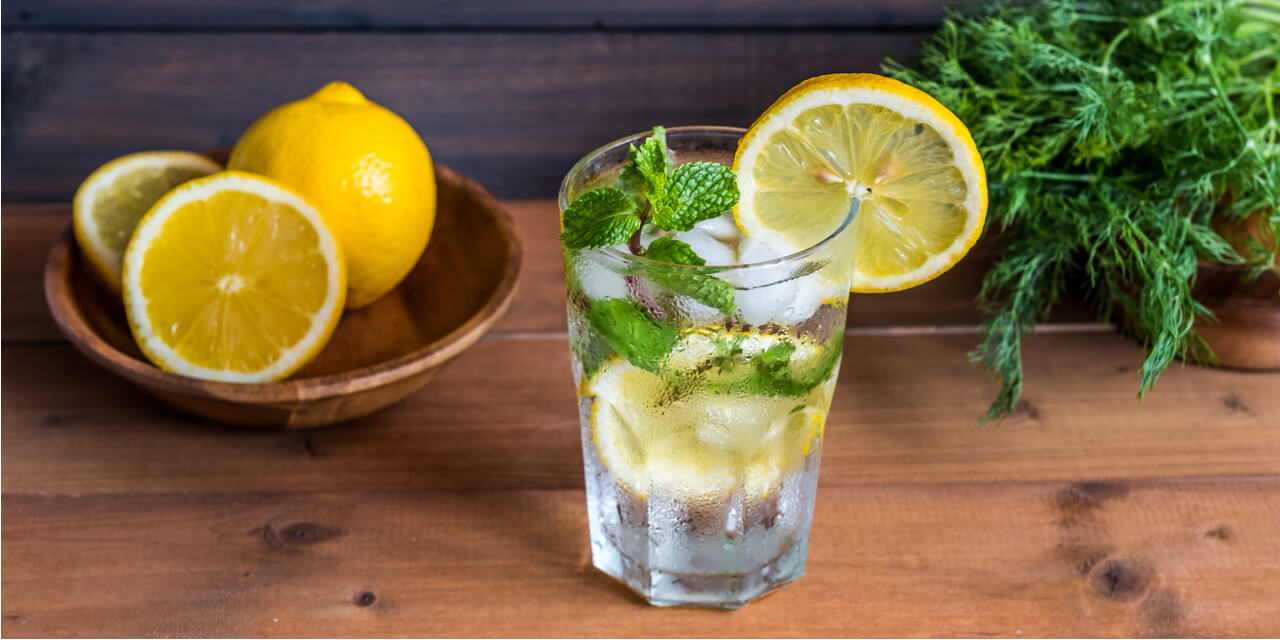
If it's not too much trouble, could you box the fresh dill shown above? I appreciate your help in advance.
[886,0,1280,422]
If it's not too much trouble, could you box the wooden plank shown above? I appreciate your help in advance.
[5,331,1278,496]
[3,480,1278,637]
[1,31,926,201]
[0,205,65,342]
[2,0,948,29]
[2,203,1084,342]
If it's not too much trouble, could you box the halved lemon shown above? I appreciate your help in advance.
[586,332,833,499]
[121,171,346,382]
[74,151,222,290]
[734,73,987,292]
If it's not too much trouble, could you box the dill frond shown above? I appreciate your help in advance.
[885,0,1280,421]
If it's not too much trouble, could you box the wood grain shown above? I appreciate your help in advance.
[2,0,948,29]
[4,481,1278,637]
[5,330,1277,496]
[1,31,925,201]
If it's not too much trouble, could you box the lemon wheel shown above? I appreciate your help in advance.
[121,171,347,382]
[734,73,987,292]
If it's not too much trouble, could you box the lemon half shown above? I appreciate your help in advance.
[122,171,346,382]
[734,73,987,292]
[73,151,221,290]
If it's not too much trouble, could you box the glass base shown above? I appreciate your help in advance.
[590,531,810,609]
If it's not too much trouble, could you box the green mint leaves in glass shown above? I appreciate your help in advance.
[560,126,856,608]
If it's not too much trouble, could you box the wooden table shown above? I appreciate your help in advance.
[4,200,1279,637]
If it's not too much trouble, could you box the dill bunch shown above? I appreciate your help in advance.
[885,0,1280,422]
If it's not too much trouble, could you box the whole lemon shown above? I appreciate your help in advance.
[229,81,435,308]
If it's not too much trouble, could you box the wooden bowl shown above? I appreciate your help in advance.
[45,165,522,428]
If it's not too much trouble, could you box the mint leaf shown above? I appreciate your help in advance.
[645,237,705,266]
[559,188,641,249]
[629,126,670,195]
[615,164,648,208]
[571,327,614,379]
[712,335,745,372]
[651,269,736,315]
[737,331,844,397]
[587,298,678,373]
[652,161,739,232]
[643,237,735,314]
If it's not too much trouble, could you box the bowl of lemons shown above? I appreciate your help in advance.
[45,82,522,428]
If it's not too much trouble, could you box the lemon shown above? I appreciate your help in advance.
[73,151,221,290]
[734,73,987,292]
[122,171,346,382]
[586,332,833,499]
[228,81,436,308]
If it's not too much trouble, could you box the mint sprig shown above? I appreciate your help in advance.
[563,126,743,373]
[560,126,740,256]
[629,126,671,195]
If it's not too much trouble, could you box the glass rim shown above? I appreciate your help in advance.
[558,125,857,274]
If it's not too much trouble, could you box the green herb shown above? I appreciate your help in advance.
[587,298,679,373]
[559,188,640,249]
[885,0,1280,421]
[737,330,845,398]
[559,126,740,257]
[570,326,615,379]
[644,237,737,314]
[712,335,746,373]
[651,161,740,232]
[563,126,742,372]
[645,236,706,266]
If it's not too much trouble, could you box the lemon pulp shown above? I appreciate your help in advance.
[123,172,346,382]
[73,152,221,288]
[586,332,835,499]
[734,73,987,293]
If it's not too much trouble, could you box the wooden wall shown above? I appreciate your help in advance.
[2,1,947,202]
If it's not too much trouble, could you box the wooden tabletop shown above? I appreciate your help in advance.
[3,200,1279,637]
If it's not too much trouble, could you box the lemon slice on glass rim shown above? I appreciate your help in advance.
[122,171,346,383]
[734,73,987,292]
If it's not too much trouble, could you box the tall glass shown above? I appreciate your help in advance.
[560,127,856,608]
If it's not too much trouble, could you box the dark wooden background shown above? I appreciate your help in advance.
[2,0,946,202]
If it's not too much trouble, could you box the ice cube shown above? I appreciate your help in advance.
[572,252,629,301]
[698,212,743,244]
[728,237,840,326]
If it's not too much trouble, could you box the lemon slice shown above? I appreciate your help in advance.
[74,151,222,290]
[734,73,987,292]
[586,332,833,499]
[122,171,346,382]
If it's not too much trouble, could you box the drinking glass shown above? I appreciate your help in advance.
[560,126,855,608]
